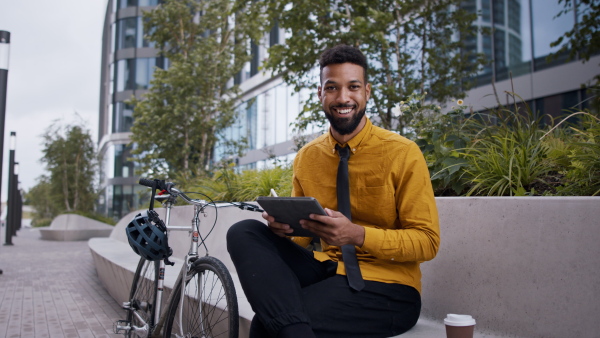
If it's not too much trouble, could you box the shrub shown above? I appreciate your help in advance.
[462,99,556,196]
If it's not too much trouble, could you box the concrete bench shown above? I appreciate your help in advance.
[89,197,600,337]
[39,213,113,241]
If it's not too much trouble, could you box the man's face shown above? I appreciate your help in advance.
[318,62,371,135]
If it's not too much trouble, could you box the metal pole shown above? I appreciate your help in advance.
[11,162,18,236]
[17,181,21,231]
[4,132,14,245]
[0,31,10,274]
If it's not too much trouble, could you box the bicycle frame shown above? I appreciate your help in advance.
[120,188,211,337]
[154,190,208,335]
[155,189,210,336]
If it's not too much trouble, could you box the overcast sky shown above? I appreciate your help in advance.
[0,0,107,201]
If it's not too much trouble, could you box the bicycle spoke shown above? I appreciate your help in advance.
[165,257,238,338]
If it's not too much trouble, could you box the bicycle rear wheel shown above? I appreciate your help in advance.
[127,258,159,337]
[164,256,239,338]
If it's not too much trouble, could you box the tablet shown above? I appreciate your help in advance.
[256,196,326,237]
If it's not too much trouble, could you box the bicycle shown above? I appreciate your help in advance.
[114,178,263,338]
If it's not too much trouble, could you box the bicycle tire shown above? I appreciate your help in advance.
[163,256,239,338]
[127,258,159,337]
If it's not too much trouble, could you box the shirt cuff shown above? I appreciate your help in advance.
[361,226,383,254]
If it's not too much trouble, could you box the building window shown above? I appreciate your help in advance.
[531,0,573,70]
[117,0,137,9]
[113,102,134,133]
[250,41,260,77]
[114,144,135,178]
[116,58,136,91]
[137,17,155,48]
[116,17,137,50]
[135,58,157,89]
[138,0,159,6]
[270,21,280,47]
[493,0,506,26]
[481,0,491,23]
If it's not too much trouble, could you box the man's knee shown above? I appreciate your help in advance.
[226,219,267,248]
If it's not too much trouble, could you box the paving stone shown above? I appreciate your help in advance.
[0,228,122,337]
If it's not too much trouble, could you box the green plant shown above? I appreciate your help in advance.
[463,98,555,196]
[31,218,52,228]
[67,210,117,226]
[411,97,471,195]
[550,112,600,196]
[183,165,294,202]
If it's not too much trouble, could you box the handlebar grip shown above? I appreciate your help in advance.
[139,178,155,188]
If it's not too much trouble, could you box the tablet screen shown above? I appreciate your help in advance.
[256,196,326,237]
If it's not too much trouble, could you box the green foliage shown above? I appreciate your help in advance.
[130,0,263,177]
[413,98,471,195]
[179,165,293,202]
[26,120,98,225]
[66,210,117,226]
[254,0,484,135]
[31,218,52,228]
[25,176,61,225]
[461,98,557,196]
[553,112,600,196]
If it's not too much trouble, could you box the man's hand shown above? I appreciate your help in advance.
[262,211,294,237]
[300,208,365,247]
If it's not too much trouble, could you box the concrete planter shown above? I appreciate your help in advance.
[90,197,600,337]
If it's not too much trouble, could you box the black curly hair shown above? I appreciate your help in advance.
[319,45,368,83]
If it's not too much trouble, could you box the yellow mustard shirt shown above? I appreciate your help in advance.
[291,118,440,293]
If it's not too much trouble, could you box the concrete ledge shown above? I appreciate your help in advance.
[90,197,600,337]
[39,213,114,241]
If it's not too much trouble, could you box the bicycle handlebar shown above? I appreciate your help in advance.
[138,177,263,212]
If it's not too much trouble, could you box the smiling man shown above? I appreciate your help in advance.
[227,45,440,338]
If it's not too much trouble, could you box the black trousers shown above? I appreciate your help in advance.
[226,220,421,338]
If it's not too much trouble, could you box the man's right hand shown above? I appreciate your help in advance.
[262,211,294,237]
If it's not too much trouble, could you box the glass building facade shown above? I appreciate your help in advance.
[463,0,594,121]
[98,0,163,220]
[98,0,598,219]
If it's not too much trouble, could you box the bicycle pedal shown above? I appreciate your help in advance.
[121,301,132,310]
[114,320,131,334]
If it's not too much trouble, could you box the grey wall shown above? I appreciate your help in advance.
[421,197,600,337]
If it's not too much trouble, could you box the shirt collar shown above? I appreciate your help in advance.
[328,117,373,155]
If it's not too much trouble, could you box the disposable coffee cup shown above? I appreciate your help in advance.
[444,314,476,338]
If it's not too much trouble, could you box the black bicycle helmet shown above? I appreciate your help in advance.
[126,209,173,261]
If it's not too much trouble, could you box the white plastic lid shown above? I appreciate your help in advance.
[444,314,476,326]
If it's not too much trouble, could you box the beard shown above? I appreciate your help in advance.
[325,106,366,135]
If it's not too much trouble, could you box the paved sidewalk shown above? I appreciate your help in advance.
[0,227,124,338]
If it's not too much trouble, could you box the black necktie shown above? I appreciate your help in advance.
[336,144,365,291]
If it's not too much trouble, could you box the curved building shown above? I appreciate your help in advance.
[98,0,163,219]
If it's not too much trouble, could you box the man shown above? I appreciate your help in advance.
[227,45,440,338]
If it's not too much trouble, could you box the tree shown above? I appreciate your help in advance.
[24,176,60,226]
[551,0,599,63]
[130,0,262,178]
[28,121,97,222]
[254,0,483,134]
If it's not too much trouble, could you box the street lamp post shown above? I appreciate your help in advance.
[17,181,22,232]
[10,161,19,237]
[4,132,15,245]
[0,31,10,274]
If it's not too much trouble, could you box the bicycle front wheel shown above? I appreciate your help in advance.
[127,258,159,337]
[164,256,239,338]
